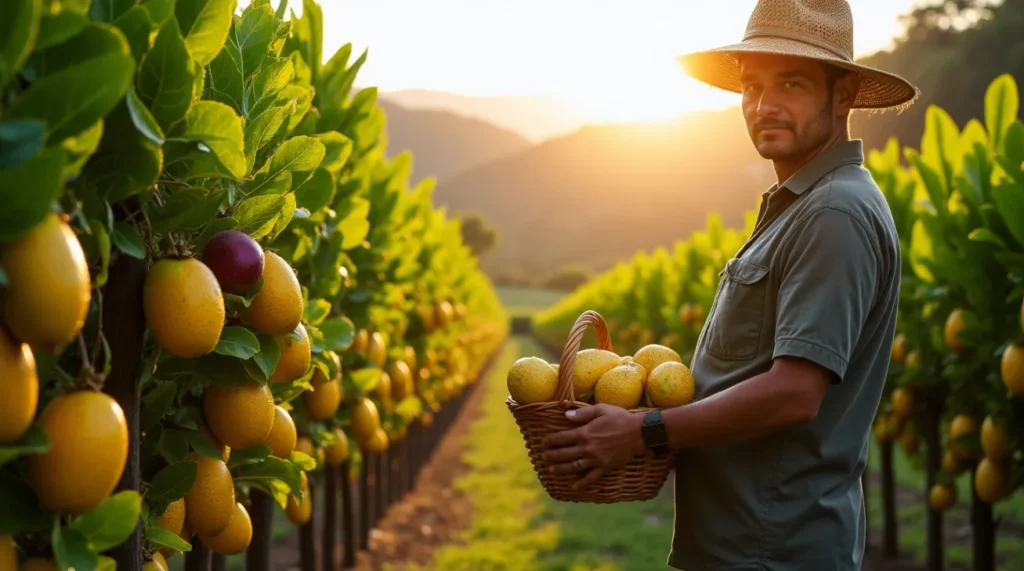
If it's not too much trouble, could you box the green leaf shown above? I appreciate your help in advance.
[111,221,146,259]
[252,333,282,380]
[68,491,141,552]
[141,380,177,431]
[396,396,423,421]
[125,88,165,145]
[289,451,316,472]
[244,102,292,170]
[0,119,45,170]
[303,298,331,326]
[244,57,294,118]
[137,18,195,132]
[149,461,198,502]
[0,146,65,243]
[280,83,313,133]
[318,317,354,352]
[169,100,246,178]
[233,456,302,495]
[227,444,271,469]
[993,182,1024,249]
[214,325,260,359]
[90,0,137,22]
[89,217,112,288]
[77,99,162,202]
[986,73,1019,154]
[35,12,89,52]
[158,429,189,463]
[0,423,50,467]
[0,0,41,89]
[245,136,325,196]
[315,132,352,173]
[233,194,287,239]
[146,187,224,234]
[142,0,175,29]
[7,50,134,144]
[351,368,380,393]
[175,0,236,67]
[294,168,334,214]
[60,119,103,178]
[113,6,153,65]
[53,525,98,571]
[0,472,50,535]
[337,196,371,250]
[146,526,192,553]
[231,3,275,81]
[268,193,297,241]
[176,428,226,459]
[97,556,118,571]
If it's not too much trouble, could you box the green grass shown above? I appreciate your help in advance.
[416,337,675,571]
[497,287,565,319]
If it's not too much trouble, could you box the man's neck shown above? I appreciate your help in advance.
[772,131,849,186]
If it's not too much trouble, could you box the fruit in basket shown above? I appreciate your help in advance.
[594,360,647,408]
[571,349,620,402]
[645,362,695,408]
[507,356,559,404]
[633,344,683,376]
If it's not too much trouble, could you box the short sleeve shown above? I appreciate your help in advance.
[773,207,879,383]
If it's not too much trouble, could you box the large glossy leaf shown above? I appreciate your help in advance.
[68,491,141,552]
[7,48,133,144]
[175,0,236,66]
[0,0,41,88]
[337,196,370,250]
[992,181,1024,249]
[244,101,292,170]
[234,194,288,239]
[0,146,65,242]
[137,18,195,132]
[315,132,352,173]
[35,12,89,51]
[245,57,293,118]
[0,119,44,170]
[90,0,138,22]
[920,104,961,192]
[986,73,1019,154]
[112,5,152,65]
[294,168,334,214]
[168,100,246,178]
[78,98,162,202]
[244,135,324,195]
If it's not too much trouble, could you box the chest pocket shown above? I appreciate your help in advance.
[704,257,771,361]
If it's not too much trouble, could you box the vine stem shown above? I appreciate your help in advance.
[91,289,104,369]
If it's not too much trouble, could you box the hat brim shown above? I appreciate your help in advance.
[677,37,920,111]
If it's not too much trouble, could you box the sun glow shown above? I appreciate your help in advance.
[260,0,925,124]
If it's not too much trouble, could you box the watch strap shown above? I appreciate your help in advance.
[642,410,669,456]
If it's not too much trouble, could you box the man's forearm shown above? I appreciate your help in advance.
[660,365,822,450]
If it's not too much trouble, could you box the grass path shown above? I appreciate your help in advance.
[416,337,676,571]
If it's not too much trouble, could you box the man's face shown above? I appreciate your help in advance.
[738,53,839,162]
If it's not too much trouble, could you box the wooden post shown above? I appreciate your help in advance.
[246,490,275,571]
[971,473,996,571]
[359,455,371,550]
[185,537,212,571]
[924,404,943,571]
[300,472,319,571]
[101,255,148,571]
[341,460,356,568]
[322,465,338,571]
[211,554,227,571]
[881,441,898,558]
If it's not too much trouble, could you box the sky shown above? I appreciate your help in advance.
[274,0,931,123]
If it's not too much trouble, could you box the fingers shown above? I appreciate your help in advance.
[573,466,605,490]
[549,456,595,475]
[565,404,604,423]
[542,425,585,448]
[539,444,584,464]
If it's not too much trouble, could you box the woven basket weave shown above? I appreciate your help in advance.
[506,310,678,503]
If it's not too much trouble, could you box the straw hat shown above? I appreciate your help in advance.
[677,0,920,110]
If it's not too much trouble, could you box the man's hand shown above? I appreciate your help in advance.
[539,404,648,491]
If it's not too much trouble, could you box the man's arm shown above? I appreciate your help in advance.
[661,355,830,449]
[662,205,880,450]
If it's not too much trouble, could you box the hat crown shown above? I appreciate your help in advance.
[744,0,854,61]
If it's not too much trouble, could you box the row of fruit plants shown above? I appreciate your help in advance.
[533,74,1024,568]
[0,0,507,569]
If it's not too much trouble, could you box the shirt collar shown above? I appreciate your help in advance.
[772,139,865,196]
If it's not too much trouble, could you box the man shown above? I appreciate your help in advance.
[539,1,920,569]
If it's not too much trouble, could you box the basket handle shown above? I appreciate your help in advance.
[555,310,614,403]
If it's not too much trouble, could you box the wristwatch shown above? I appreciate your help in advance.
[641,410,669,457]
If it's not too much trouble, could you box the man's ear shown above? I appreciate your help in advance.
[834,72,860,115]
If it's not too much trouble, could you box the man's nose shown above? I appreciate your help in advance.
[755,88,783,116]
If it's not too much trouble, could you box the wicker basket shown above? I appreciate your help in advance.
[506,310,678,503]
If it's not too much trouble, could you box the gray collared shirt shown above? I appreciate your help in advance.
[669,140,902,571]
